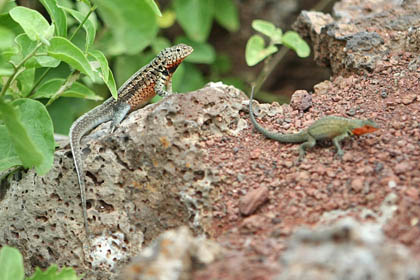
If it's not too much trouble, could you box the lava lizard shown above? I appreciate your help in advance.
[70,44,193,238]
[249,86,378,160]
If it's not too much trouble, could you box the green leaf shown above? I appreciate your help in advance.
[93,0,158,55]
[245,35,278,66]
[48,36,95,79]
[252,19,282,44]
[213,0,239,32]
[157,10,176,29]
[88,50,117,99]
[282,31,310,58]
[88,49,109,83]
[174,0,213,43]
[0,26,14,50]
[0,246,24,280]
[17,68,35,96]
[0,125,21,170]
[145,0,162,17]
[40,0,67,37]
[9,6,53,42]
[0,1,17,14]
[0,100,43,172]
[33,78,103,101]
[61,7,95,50]
[175,36,215,64]
[104,68,117,99]
[27,265,81,280]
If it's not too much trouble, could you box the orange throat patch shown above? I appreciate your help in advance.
[352,125,378,136]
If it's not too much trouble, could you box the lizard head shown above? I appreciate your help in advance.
[351,119,379,136]
[157,44,194,71]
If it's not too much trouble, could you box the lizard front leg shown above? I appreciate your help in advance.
[332,132,349,158]
[155,72,172,97]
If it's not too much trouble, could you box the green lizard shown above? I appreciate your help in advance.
[248,86,378,160]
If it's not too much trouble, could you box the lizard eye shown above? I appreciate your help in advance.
[176,48,181,52]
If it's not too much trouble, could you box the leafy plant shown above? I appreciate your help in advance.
[0,246,81,280]
[245,19,311,93]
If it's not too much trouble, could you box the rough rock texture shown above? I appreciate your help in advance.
[0,83,246,279]
[275,218,420,280]
[122,226,222,280]
[1,0,420,279]
[293,0,420,74]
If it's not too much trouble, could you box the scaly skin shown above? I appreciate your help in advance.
[70,44,193,240]
[249,86,378,160]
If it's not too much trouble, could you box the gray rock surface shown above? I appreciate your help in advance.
[122,226,222,280]
[276,218,420,280]
[0,83,247,279]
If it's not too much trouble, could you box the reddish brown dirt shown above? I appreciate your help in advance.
[197,51,420,279]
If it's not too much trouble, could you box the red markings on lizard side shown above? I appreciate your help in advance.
[352,125,378,136]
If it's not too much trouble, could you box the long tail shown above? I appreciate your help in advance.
[249,86,305,143]
[69,98,114,238]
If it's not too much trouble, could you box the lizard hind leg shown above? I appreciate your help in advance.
[298,136,316,162]
[110,102,131,132]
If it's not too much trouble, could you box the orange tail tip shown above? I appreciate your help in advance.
[352,125,378,136]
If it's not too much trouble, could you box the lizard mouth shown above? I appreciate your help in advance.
[352,125,378,136]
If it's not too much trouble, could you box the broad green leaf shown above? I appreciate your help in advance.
[157,10,176,28]
[93,0,158,55]
[252,20,276,37]
[27,265,81,280]
[88,49,109,82]
[282,31,310,58]
[174,0,213,43]
[145,0,162,17]
[12,99,55,174]
[88,50,117,98]
[9,6,53,41]
[0,26,14,50]
[48,36,95,79]
[245,35,278,66]
[151,37,171,54]
[252,19,282,44]
[213,0,239,32]
[0,99,43,172]
[0,246,24,280]
[33,78,103,101]
[61,7,95,50]
[0,1,17,14]
[40,0,67,37]
[16,68,35,96]
[175,36,215,64]
[0,13,23,35]
[0,125,21,170]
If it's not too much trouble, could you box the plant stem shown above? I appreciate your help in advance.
[69,4,96,41]
[252,46,289,93]
[0,42,43,98]
[46,70,80,106]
